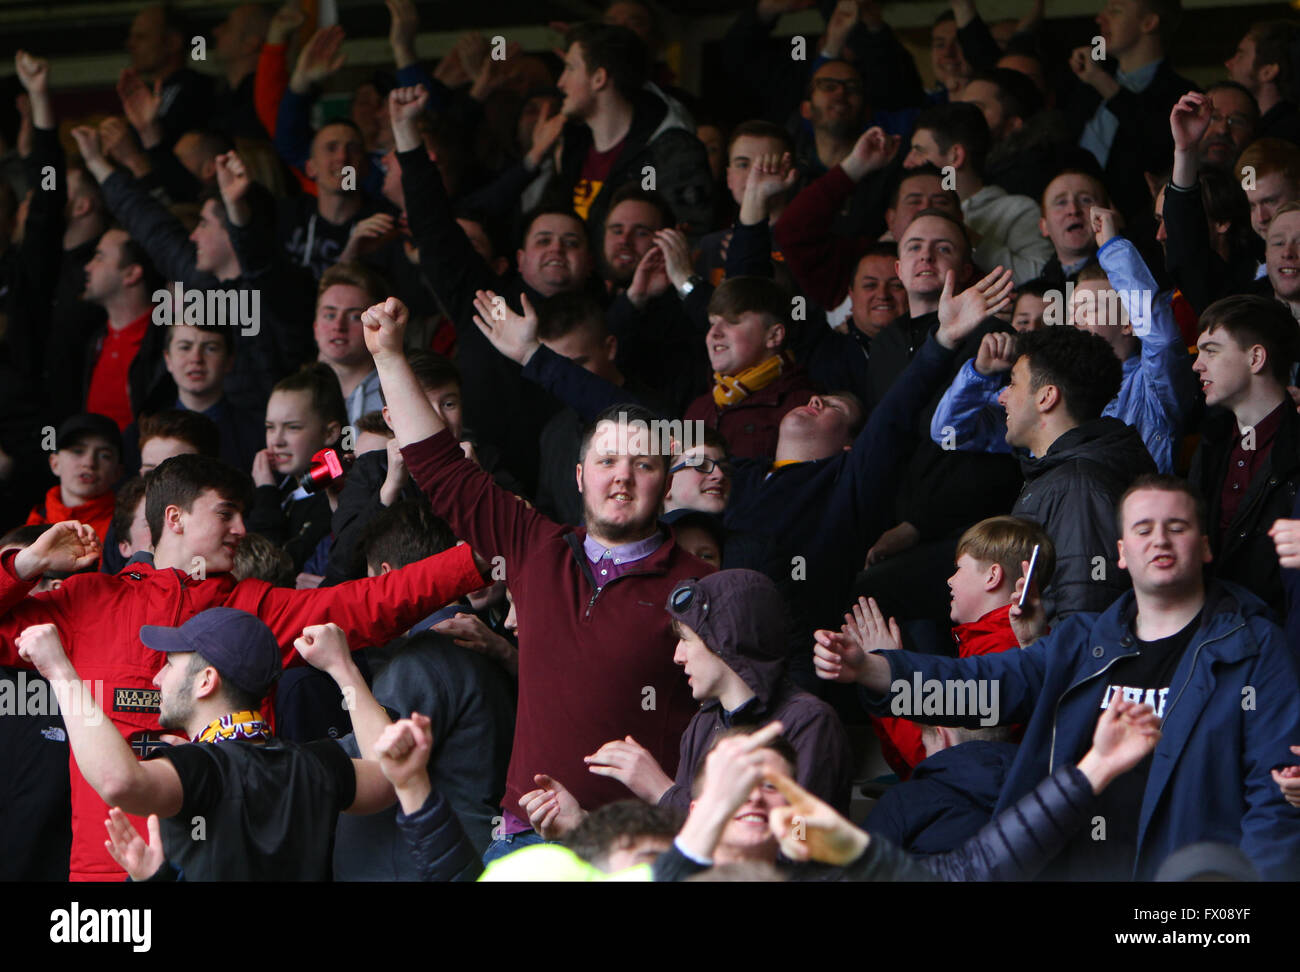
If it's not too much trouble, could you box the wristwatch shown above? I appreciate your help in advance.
[677,274,704,299]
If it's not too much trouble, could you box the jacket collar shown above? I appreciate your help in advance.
[1053,582,1263,856]
[563,527,678,588]
[953,604,1014,651]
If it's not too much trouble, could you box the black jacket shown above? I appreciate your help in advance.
[1188,401,1300,619]
[553,86,714,241]
[324,440,525,586]
[1257,100,1300,147]
[1064,60,1197,254]
[1013,417,1157,618]
[398,146,563,493]
[336,635,514,876]
[1161,180,1261,315]
[869,312,1023,542]
[246,482,333,575]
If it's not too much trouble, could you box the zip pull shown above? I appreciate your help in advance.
[586,587,602,618]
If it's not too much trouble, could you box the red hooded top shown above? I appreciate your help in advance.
[872,604,1020,779]
[0,542,484,881]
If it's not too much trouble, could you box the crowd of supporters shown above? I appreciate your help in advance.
[2,0,1300,883]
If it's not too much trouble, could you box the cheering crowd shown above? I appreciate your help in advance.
[1,0,1300,883]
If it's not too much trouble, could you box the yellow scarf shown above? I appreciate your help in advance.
[712,351,792,408]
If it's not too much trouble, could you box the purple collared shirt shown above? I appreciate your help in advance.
[582,531,666,584]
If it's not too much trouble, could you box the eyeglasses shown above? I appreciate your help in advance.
[669,456,732,477]
[812,78,864,96]
[669,580,709,619]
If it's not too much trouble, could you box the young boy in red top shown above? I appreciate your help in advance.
[864,515,1056,778]
[26,414,124,549]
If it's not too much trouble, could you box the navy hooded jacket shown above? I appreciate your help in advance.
[861,581,1300,879]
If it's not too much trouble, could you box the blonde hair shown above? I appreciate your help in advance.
[956,516,1056,589]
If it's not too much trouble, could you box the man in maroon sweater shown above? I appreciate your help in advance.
[362,294,712,864]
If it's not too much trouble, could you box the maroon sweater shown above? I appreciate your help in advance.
[772,164,866,312]
[402,430,711,817]
[684,367,817,459]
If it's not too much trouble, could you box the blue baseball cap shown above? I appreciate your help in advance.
[140,607,283,699]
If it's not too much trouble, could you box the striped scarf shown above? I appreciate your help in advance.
[195,710,271,744]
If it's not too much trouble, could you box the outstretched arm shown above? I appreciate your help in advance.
[255,541,486,664]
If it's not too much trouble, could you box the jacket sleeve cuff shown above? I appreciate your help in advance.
[395,785,481,882]
[0,547,38,588]
[520,343,564,385]
[1096,236,1127,260]
[399,426,462,462]
[142,859,183,882]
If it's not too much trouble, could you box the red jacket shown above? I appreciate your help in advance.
[0,543,483,881]
[684,368,816,460]
[872,604,1020,778]
[402,430,712,820]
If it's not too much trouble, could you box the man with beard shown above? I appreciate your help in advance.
[1226,20,1300,147]
[363,293,711,864]
[797,60,869,176]
[1196,83,1259,170]
[599,185,672,294]
[1164,92,1267,313]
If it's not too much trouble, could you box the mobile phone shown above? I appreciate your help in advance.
[1018,544,1041,608]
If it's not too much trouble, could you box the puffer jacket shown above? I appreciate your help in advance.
[1012,416,1156,618]
[394,786,483,882]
